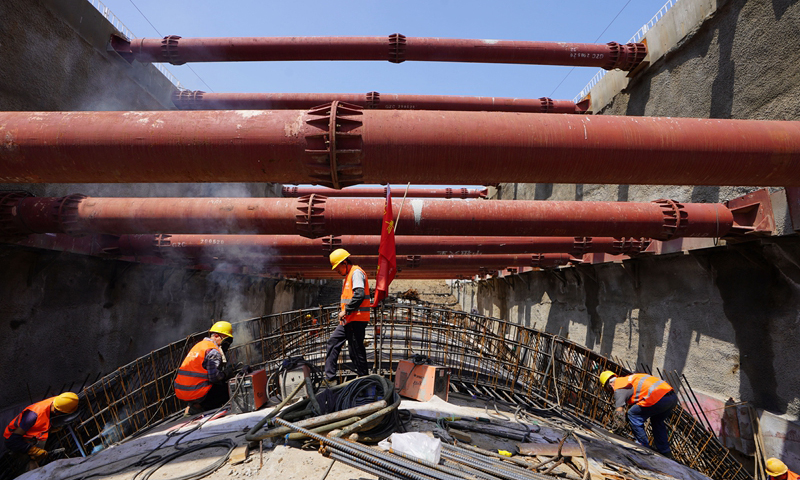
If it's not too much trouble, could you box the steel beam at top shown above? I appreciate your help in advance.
[281,186,488,199]
[112,34,646,70]
[2,107,800,187]
[172,91,588,114]
[0,192,767,240]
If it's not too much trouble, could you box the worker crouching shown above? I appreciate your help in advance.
[599,371,678,458]
[324,248,371,382]
[3,392,79,466]
[174,321,236,415]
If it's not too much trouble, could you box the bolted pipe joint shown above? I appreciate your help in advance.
[388,33,406,63]
[0,191,35,237]
[161,35,184,64]
[295,194,327,238]
[171,90,205,110]
[604,42,647,71]
[611,237,652,256]
[0,193,87,237]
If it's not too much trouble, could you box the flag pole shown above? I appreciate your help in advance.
[394,182,411,235]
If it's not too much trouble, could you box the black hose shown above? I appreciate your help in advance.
[334,375,399,441]
[138,439,236,480]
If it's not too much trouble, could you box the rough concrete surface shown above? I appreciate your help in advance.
[486,0,800,421]
[0,248,323,444]
[455,236,800,419]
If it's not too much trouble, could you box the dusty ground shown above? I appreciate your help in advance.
[389,279,458,305]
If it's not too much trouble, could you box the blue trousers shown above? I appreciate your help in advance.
[627,391,678,455]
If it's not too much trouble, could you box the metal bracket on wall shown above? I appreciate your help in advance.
[724,188,775,236]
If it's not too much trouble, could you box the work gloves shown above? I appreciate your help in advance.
[223,362,244,379]
[28,446,47,462]
[611,410,627,432]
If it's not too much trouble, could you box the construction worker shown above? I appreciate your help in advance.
[174,321,236,415]
[324,248,371,382]
[766,458,799,480]
[599,371,678,457]
[3,392,79,463]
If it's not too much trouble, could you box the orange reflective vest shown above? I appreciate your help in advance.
[340,265,371,324]
[771,471,800,480]
[174,339,221,401]
[4,397,54,442]
[612,374,673,407]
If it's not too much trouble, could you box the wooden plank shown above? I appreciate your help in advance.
[230,444,250,465]
[450,429,472,443]
[518,442,583,457]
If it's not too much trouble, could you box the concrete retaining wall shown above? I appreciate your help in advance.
[481,0,800,423]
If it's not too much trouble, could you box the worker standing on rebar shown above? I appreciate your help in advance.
[599,371,678,458]
[174,321,236,415]
[766,458,799,480]
[3,392,79,465]
[325,248,371,382]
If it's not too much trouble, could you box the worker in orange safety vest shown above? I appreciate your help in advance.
[174,321,236,415]
[4,392,79,465]
[324,248,371,382]
[599,371,678,458]
[766,458,799,480]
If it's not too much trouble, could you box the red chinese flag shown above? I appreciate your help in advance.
[371,185,397,307]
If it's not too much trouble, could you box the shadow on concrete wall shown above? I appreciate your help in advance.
[535,183,554,200]
[709,0,740,120]
[461,238,800,416]
[772,0,798,18]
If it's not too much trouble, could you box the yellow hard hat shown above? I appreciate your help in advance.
[53,392,79,414]
[599,371,616,386]
[329,248,351,270]
[210,321,233,338]
[766,458,788,477]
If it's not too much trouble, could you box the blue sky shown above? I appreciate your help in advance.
[98,0,671,101]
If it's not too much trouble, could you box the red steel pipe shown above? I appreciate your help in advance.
[112,35,646,70]
[118,234,649,258]
[0,193,751,241]
[281,186,488,199]
[3,108,800,187]
[172,90,588,114]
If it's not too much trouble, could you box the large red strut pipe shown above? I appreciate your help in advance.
[281,186,488,199]
[0,193,763,240]
[3,107,800,187]
[172,91,588,114]
[112,35,646,70]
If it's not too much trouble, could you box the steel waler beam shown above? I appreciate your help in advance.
[132,234,648,258]
[3,108,800,187]
[111,34,646,70]
[0,193,770,240]
[281,186,488,199]
[1,232,650,262]
[172,90,588,114]
[179,254,582,269]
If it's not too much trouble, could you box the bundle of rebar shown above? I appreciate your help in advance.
[274,416,559,480]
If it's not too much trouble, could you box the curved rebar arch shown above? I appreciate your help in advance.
[0,304,751,480]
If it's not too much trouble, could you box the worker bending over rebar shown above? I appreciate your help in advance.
[600,371,678,458]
